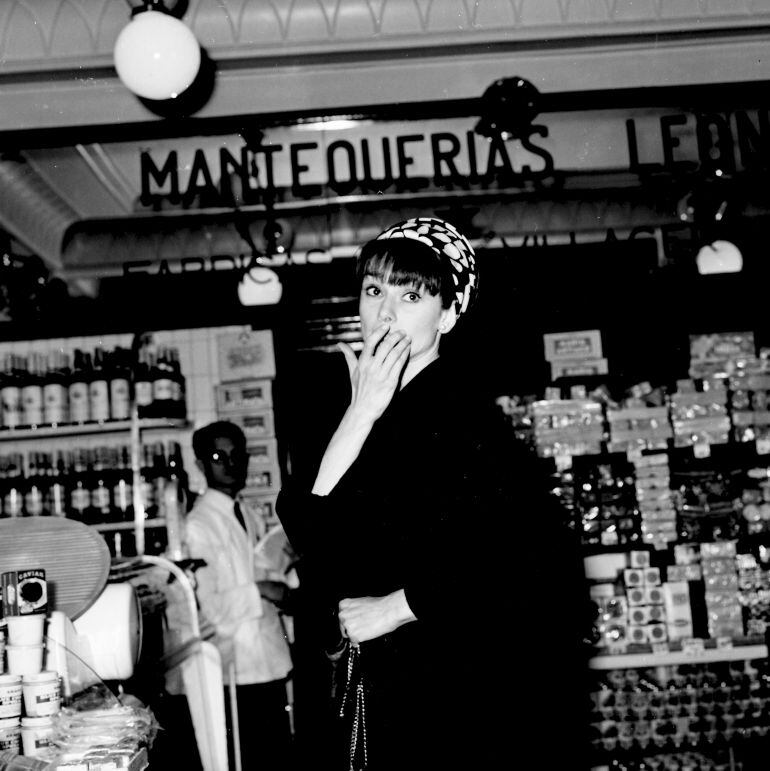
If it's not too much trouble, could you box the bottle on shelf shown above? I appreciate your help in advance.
[151,348,175,419]
[169,348,187,420]
[134,349,154,420]
[1,354,22,430]
[4,454,24,517]
[163,440,189,560]
[139,443,157,519]
[89,348,110,424]
[113,445,133,522]
[68,350,91,425]
[21,354,44,429]
[69,449,91,521]
[44,351,69,427]
[90,446,112,524]
[109,348,131,422]
[45,450,68,517]
[24,452,45,516]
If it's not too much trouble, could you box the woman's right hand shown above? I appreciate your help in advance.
[339,323,411,423]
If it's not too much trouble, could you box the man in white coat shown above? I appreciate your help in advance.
[186,420,294,770]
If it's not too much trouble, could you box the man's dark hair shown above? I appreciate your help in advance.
[192,420,247,462]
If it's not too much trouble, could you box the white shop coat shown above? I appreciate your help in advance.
[185,488,292,685]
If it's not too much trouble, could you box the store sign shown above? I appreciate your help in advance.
[137,107,770,208]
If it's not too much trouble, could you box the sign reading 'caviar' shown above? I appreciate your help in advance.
[138,109,770,208]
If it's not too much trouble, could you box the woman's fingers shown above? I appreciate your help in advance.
[361,323,390,358]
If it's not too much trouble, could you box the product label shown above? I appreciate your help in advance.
[47,484,66,517]
[89,380,109,422]
[21,386,43,426]
[91,485,111,512]
[24,487,43,516]
[70,486,90,513]
[153,378,174,401]
[1,386,20,428]
[68,382,90,423]
[140,481,155,510]
[0,683,21,718]
[135,381,153,407]
[171,381,182,401]
[110,379,130,420]
[0,726,20,752]
[43,383,67,425]
[113,480,132,512]
[3,489,21,517]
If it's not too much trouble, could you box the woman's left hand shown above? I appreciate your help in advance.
[338,589,416,643]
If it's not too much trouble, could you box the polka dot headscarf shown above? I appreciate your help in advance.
[375,217,478,317]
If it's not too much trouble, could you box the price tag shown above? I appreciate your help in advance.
[681,638,706,657]
[693,442,711,459]
[757,438,770,455]
[555,453,573,471]
[651,642,670,654]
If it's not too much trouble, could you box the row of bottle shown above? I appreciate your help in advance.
[0,345,187,429]
[0,442,188,523]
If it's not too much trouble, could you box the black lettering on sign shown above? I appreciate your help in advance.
[290,142,321,198]
[696,113,735,175]
[431,132,463,185]
[327,140,358,196]
[183,149,217,207]
[140,150,180,206]
[734,110,770,170]
[660,114,691,171]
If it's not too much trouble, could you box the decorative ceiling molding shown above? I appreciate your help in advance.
[1,0,770,71]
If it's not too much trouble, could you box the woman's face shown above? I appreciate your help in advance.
[359,272,453,369]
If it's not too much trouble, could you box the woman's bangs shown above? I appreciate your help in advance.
[358,240,443,296]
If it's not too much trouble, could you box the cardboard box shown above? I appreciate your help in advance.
[217,330,275,382]
[223,410,275,440]
[216,378,272,413]
[543,329,603,362]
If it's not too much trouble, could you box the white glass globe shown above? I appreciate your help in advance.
[114,10,201,100]
[696,240,743,275]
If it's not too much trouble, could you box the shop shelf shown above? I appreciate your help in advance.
[589,640,768,670]
[0,418,189,441]
[93,519,166,532]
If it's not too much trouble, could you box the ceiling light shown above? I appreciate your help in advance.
[238,266,283,306]
[696,240,743,275]
[114,5,201,101]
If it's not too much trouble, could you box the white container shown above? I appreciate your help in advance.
[22,671,61,717]
[21,715,55,757]
[0,637,4,674]
[0,715,20,753]
[5,614,45,646]
[0,674,21,718]
[5,644,44,676]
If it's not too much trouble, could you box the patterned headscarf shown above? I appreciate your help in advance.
[375,217,478,317]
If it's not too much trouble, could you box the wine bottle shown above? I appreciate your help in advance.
[89,348,110,424]
[109,348,131,421]
[21,354,43,429]
[113,445,134,523]
[4,453,24,517]
[1,354,22,430]
[43,351,69,427]
[69,449,90,521]
[46,451,68,517]
[151,348,175,419]
[169,347,187,420]
[90,446,112,523]
[134,349,153,419]
[24,452,45,516]
[68,350,90,425]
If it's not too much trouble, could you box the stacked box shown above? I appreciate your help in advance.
[215,331,281,532]
[606,406,672,455]
[736,552,770,636]
[530,399,604,459]
[662,580,694,641]
[729,372,770,444]
[669,380,730,449]
[700,541,743,639]
[624,562,667,644]
[633,454,677,549]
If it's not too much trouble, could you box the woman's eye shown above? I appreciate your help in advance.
[364,284,381,296]
[404,291,421,302]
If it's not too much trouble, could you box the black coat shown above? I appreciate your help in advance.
[278,355,591,769]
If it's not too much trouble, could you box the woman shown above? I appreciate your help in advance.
[278,217,588,770]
